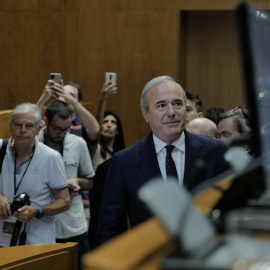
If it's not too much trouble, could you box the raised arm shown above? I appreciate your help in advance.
[96,81,117,127]
[71,100,100,141]
[55,85,100,141]
[36,80,59,113]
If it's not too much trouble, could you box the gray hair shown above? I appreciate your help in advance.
[140,75,187,111]
[10,103,42,127]
[218,109,251,136]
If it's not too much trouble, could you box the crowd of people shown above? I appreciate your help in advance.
[0,74,254,268]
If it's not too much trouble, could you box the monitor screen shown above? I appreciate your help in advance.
[237,2,270,188]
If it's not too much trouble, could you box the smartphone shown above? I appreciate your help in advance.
[68,184,76,192]
[50,73,62,85]
[105,72,117,84]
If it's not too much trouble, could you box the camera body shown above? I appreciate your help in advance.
[11,193,30,214]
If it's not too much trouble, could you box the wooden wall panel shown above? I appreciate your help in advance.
[0,3,67,107]
[74,8,180,145]
[0,0,268,145]
[182,11,244,112]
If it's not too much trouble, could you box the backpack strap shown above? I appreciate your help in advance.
[0,139,8,174]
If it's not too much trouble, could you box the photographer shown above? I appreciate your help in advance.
[0,103,70,247]
[37,100,94,270]
[37,79,100,228]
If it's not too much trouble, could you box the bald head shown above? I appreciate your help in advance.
[186,118,218,138]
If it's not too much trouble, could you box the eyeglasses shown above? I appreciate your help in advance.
[232,106,249,119]
[50,124,71,134]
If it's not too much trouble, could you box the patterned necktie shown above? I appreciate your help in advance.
[165,145,178,180]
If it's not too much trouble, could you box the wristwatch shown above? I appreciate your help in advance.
[35,206,43,219]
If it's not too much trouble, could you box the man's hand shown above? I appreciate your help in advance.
[13,206,38,223]
[55,86,78,106]
[0,194,12,219]
[36,80,64,110]
[67,179,81,197]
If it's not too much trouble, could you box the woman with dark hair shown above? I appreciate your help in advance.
[91,82,125,169]
[96,109,125,166]
[89,81,126,249]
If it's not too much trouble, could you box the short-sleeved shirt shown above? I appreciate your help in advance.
[38,129,95,238]
[41,115,93,208]
[0,138,68,247]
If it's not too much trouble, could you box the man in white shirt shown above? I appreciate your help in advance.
[0,103,69,247]
[37,100,94,270]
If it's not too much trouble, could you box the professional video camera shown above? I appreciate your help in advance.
[11,193,30,214]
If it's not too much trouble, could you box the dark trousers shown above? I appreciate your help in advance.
[56,231,89,270]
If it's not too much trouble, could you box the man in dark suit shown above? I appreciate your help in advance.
[96,76,228,245]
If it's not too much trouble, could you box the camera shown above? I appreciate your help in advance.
[11,193,30,214]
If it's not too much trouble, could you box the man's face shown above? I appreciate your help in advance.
[63,85,79,100]
[141,80,186,144]
[186,99,202,124]
[10,112,39,146]
[46,114,72,144]
[217,117,241,141]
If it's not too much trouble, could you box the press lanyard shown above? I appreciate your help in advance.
[14,148,35,195]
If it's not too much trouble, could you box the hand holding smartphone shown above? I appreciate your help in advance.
[48,73,63,98]
[50,73,62,85]
[105,72,117,90]
[68,184,76,192]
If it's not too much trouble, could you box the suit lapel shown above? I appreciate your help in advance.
[137,133,162,182]
[183,130,203,183]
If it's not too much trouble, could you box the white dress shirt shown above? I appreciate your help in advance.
[153,133,185,184]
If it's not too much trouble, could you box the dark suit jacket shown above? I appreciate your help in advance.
[96,130,228,245]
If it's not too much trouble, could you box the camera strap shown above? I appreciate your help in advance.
[10,202,30,246]
[11,146,35,246]
[18,223,27,245]
[9,221,28,246]
[0,139,8,174]
[10,220,23,246]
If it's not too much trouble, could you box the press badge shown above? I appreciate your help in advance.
[2,216,16,235]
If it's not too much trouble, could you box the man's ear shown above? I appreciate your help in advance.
[199,112,204,118]
[44,117,48,126]
[141,108,149,123]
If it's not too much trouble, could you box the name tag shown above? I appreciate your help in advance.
[2,216,16,235]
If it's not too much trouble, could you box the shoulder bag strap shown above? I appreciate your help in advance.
[0,139,8,174]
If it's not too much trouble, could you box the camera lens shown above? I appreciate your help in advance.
[51,74,55,79]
